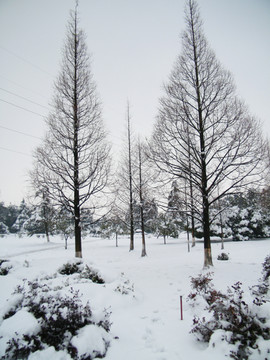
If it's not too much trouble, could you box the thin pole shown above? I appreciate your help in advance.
[180,296,183,320]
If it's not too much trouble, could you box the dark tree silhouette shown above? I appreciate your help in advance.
[32,4,110,258]
[150,0,266,267]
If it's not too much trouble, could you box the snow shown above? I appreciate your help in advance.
[0,308,41,358]
[0,234,269,359]
[71,325,110,358]
[0,309,40,337]
[28,347,72,360]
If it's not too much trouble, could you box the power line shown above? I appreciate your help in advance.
[0,125,42,140]
[0,146,31,157]
[0,45,54,78]
[0,74,49,101]
[0,87,50,111]
[0,98,46,118]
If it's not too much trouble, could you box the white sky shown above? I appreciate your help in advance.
[0,0,269,205]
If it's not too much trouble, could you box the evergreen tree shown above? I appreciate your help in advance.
[11,200,31,235]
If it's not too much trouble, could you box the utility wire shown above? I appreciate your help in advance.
[0,45,54,78]
[0,74,49,101]
[0,146,30,157]
[0,87,50,111]
[0,98,46,118]
[0,125,42,140]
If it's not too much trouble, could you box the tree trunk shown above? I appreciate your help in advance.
[73,14,82,259]
[220,212,225,250]
[141,220,147,257]
[74,197,82,258]
[185,180,190,253]
[186,217,190,253]
[138,142,147,257]
[203,199,212,267]
[190,183,196,247]
[45,221,50,243]
[127,104,134,251]
[190,7,213,267]
[187,125,195,248]
[42,192,50,243]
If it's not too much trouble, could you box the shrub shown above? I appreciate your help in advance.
[1,276,111,359]
[58,261,105,284]
[262,255,270,281]
[58,260,83,275]
[189,272,270,359]
[81,265,105,284]
[0,260,12,276]
[114,273,135,296]
[217,252,229,261]
[188,272,226,308]
[250,254,270,306]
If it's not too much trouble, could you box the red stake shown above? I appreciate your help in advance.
[180,296,183,320]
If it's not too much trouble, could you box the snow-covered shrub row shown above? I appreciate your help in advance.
[0,269,111,359]
[188,262,270,360]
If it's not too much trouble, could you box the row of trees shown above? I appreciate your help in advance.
[0,199,95,242]
[23,0,268,266]
[1,186,270,245]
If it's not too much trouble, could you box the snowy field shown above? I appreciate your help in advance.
[0,234,269,359]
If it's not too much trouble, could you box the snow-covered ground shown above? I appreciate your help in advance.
[0,234,269,359]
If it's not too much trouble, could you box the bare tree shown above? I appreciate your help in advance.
[149,0,266,267]
[31,4,110,258]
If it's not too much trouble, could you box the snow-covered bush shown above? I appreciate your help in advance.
[0,260,12,276]
[0,222,9,235]
[0,276,111,359]
[251,255,270,305]
[58,260,83,275]
[217,252,229,261]
[188,272,226,314]
[114,273,135,296]
[58,261,105,284]
[188,270,270,359]
[262,255,270,281]
[81,265,105,284]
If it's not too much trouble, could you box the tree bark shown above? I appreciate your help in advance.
[138,142,147,257]
[73,12,82,258]
[127,104,135,251]
[187,126,195,247]
[189,2,213,267]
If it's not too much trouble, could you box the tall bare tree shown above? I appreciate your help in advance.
[32,4,110,258]
[150,0,266,267]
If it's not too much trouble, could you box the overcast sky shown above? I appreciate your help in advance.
[0,0,269,205]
